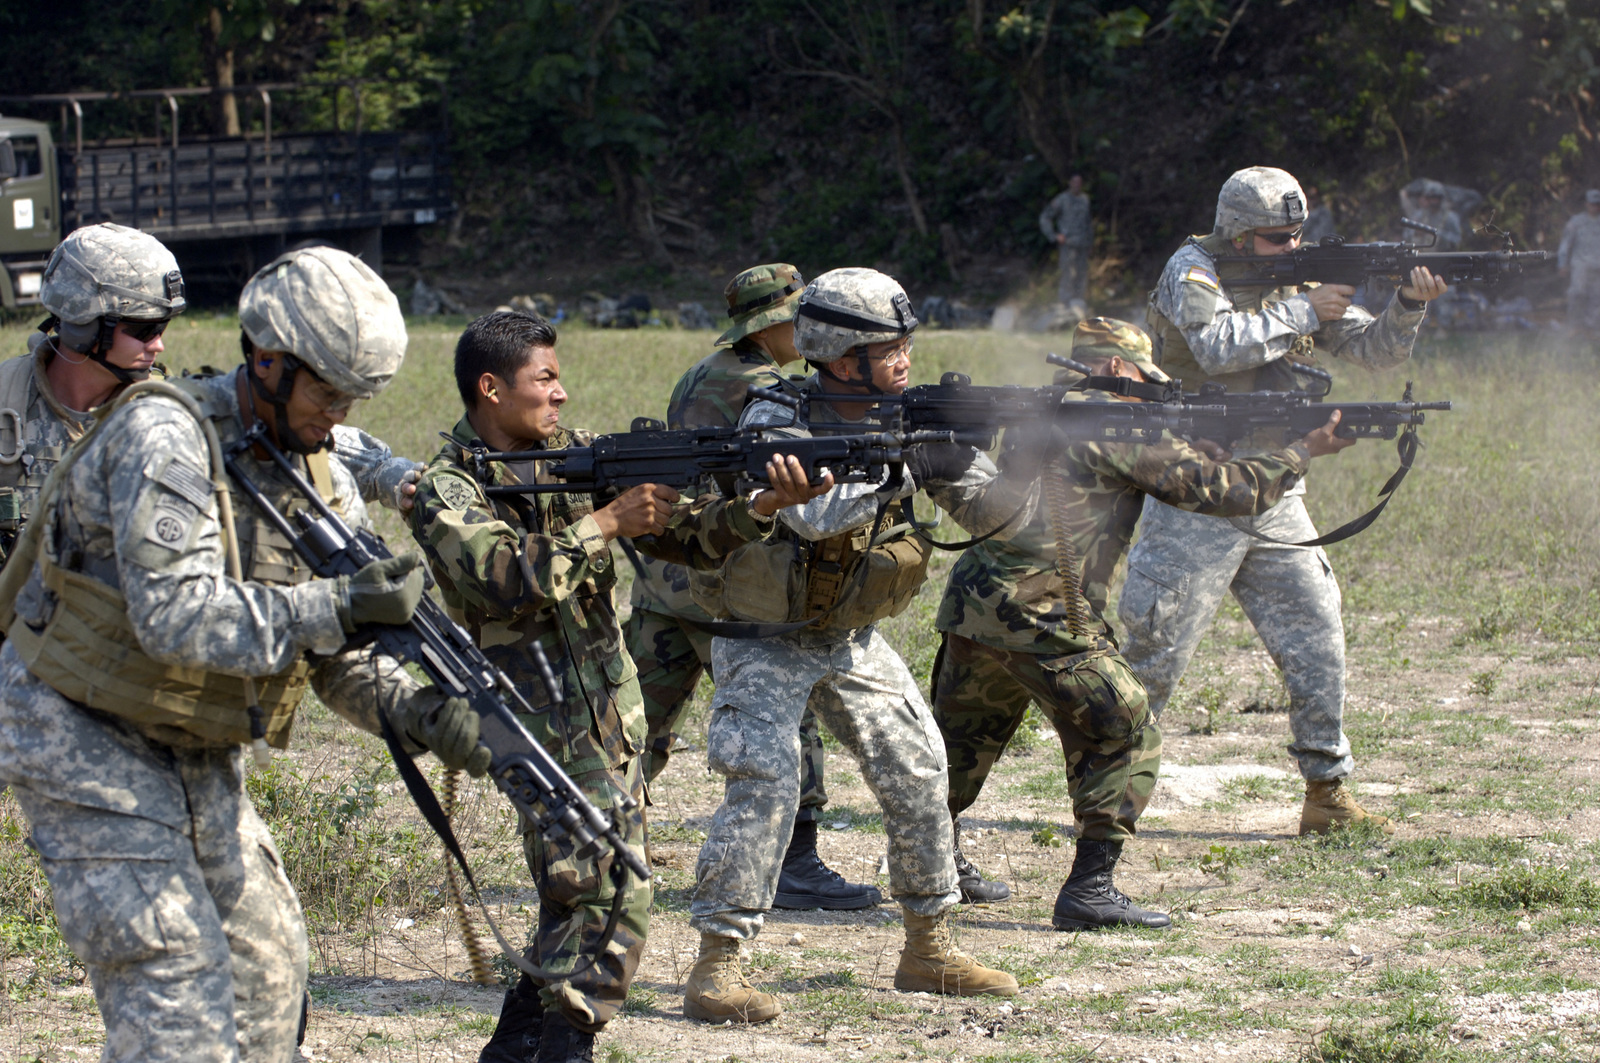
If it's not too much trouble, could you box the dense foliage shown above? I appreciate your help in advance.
[4,1,1600,290]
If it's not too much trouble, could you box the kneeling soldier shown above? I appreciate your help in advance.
[0,242,490,1061]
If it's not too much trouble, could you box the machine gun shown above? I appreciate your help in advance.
[222,423,652,965]
[461,415,961,498]
[1176,381,1452,449]
[1217,224,1552,289]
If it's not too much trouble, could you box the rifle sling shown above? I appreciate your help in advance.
[1227,426,1420,548]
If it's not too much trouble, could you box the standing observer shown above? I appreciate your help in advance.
[1040,175,1093,311]
[1559,189,1600,333]
[1121,166,1447,835]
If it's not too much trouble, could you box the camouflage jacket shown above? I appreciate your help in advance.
[629,340,801,619]
[10,369,422,744]
[1040,190,1092,246]
[411,415,775,775]
[937,433,1310,656]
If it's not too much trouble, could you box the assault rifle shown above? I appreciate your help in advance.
[460,415,962,498]
[222,423,651,890]
[1216,229,1551,289]
[1176,381,1452,448]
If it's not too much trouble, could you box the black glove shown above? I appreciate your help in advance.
[903,440,978,486]
[391,685,492,777]
[336,552,427,633]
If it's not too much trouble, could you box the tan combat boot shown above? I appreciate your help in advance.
[893,910,1019,997]
[1300,779,1395,836]
[682,933,782,1024]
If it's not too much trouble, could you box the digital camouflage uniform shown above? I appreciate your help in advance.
[1559,199,1600,332]
[933,412,1310,843]
[689,387,1029,941]
[1127,229,1426,782]
[410,416,774,1033]
[624,342,829,810]
[0,369,425,1063]
[1040,188,1092,306]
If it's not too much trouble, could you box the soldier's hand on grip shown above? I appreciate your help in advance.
[904,440,978,486]
[596,482,680,540]
[753,454,834,516]
[394,686,493,777]
[1304,284,1357,322]
[338,552,428,632]
[1298,410,1359,458]
[1399,266,1449,303]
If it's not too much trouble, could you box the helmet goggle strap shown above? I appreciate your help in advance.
[246,348,333,455]
[83,316,162,385]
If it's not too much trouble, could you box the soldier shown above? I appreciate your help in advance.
[624,263,879,912]
[0,223,419,571]
[1120,166,1447,836]
[1558,189,1600,333]
[1040,174,1092,310]
[933,318,1355,928]
[1402,179,1463,251]
[408,310,826,1063]
[0,242,489,1062]
[684,268,1038,1025]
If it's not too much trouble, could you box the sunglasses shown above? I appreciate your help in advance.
[299,373,365,414]
[1255,227,1303,247]
[120,318,170,342]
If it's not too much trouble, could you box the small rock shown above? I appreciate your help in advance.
[393,918,415,931]
[1091,983,1105,992]
[1348,943,1363,956]
[878,855,889,875]
[829,820,850,830]
[788,932,805,947]
[1516,919,1532,933]
[997,1003,1014,1016]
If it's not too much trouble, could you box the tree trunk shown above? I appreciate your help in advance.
[891,120,929,236]
[209,7,240,136]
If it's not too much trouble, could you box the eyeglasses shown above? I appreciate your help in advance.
[119,318,169,343]
[1255,227,1303,247]
[866,338,913,368]
[299,372,364,414]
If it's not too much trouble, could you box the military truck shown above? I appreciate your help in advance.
[0,84,452,308]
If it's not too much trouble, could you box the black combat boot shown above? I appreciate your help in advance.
[954,819,1011,903]
[534,1011,595,1063]
[1051,839,1172,931]
[772,818,883,910]
[479,974,544,1063]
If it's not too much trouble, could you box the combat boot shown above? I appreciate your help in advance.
[773,819,882,910]
[1300,779,1395,836]
[893,909,1019,997]
[682,933,782,1024]
[1051,839,1172,931]
[479,974,544,1063]
[533,1011,592,1063]
[953,819,1011,903]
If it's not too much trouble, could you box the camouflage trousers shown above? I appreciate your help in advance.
[1567,260,1600,332]
[1058,241,1090,306]
[689,627,959,941]
[1117,493,1354,780]
[624,606,829,820]
[0,643,307,1063]
[931,633,1161,844]
[520,754,650,1033]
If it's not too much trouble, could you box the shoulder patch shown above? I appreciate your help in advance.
[156,457,215,511]
[143,504,193,551]
[433,473,480,513]
[1184,266,1222,292]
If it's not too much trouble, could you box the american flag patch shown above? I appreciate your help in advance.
[1184,266,1221,291]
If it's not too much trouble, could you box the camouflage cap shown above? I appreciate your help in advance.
[1059,317,1169,384]
[1214,167,1307,240]
[239,247,406,399]
[41,223,186,326]
[715,263,805,347]
[794,267,918,364]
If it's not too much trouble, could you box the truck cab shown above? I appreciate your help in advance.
[0,117,60,307]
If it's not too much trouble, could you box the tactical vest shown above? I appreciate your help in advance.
[0,377,333,751]
[0,352,82,544]
[1146,233,1305,394]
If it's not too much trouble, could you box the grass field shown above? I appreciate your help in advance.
[0,317,1596,1062]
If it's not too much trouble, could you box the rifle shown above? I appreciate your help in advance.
[222,422,650,977]
[1171,381,1451,449]
[1216,229,1551,289]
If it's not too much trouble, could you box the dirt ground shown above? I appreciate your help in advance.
[4,599,1597,1063]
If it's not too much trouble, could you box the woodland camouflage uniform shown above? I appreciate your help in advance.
[410,415,775,1033]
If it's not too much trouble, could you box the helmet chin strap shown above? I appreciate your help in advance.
[246,351,328,455]
[78,317,151,385]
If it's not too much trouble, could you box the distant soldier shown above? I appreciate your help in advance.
[1403,179,1463,251]
[0,242,487,1062]
[1040,174,1092,308]
[932,318,1354,928]
[1126,166,1448,836]
[408,310,824,1062]
[1558,189,1600,332]
[624,264,880,912]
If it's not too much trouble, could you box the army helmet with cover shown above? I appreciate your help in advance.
[716,263,805,347]
[793,266,918,372]
[38,222,186,383]
[1069,317,1169,383]
[238,245,406,451]
[1214,167,1308,241]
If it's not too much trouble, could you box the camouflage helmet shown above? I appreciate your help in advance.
[716,263,805,347]
[1055,317,1169,385]
[41,223,186,347]
[1214,167,1307,241]
[239,246,406,399]
[794,267,918,364]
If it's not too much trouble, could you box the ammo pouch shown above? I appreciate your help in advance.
[690,503,933,631]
